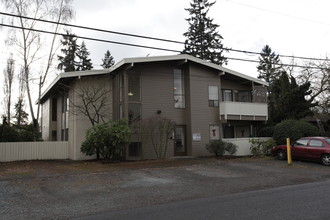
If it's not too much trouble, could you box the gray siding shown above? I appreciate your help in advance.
[188,63,220,156]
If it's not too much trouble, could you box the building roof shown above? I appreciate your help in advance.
[40,54,268,103]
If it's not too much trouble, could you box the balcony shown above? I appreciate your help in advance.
[220,101,268,121]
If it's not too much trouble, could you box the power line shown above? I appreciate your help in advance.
[0,22,329,70]
[1,11,329,62]
[225,0,330,27]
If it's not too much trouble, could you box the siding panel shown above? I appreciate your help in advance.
[0,142,69,162]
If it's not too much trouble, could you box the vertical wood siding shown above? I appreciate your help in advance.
[0,142,69,162]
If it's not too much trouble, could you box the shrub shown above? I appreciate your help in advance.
[224,142,238,155]
[81,120,131,160]
[258,126,275,137]
[273,120,320,145]
[206,140,238,157]
[249,138,276,156]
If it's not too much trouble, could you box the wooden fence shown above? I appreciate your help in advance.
[0,142,69,162]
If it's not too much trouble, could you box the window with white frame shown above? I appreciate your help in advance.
[208,86,219,107]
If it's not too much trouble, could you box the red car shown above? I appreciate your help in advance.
[271,137,330,166]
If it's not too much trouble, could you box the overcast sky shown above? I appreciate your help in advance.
[1,0,330,117]
[71,0,330,77]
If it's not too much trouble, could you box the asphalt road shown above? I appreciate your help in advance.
[76,180,330,220]
[1,157,330,219]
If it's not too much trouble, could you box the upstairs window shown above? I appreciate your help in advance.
[174,69,185,108]
[128,73,141,102]
[234,90,251,102]
[222,89,233,102]
[208,86,219,107]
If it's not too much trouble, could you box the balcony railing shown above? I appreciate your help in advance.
[220,101,268,120]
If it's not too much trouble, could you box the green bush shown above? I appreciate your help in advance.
[224,142,238,155]
[206,140,238,157]
[258,126,275,137]
[273,120,320,145]
[81,120,131,160]
[249,138,276,156]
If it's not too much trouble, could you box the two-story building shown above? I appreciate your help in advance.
[40,54,268,160]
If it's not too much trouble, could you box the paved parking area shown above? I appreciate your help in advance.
[1,157,330,219]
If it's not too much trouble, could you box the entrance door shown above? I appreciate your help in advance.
[174,126,186,156]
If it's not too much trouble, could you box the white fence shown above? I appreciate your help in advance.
[223,137,273,156]
[0,142,70,162]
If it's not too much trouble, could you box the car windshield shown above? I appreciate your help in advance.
[325,139,330,145]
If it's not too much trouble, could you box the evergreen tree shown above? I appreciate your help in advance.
[270,71,316,124]
[257,45,282,86]
[77,41,93,71]
[57,32,80,72]
[13,98,29,127]
[182,0,227,65]
[101,50,115,69]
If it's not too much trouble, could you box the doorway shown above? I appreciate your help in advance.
[174,126,186,156]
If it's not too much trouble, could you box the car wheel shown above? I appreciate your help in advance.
[321,154,330,166]
[276,150,286,160]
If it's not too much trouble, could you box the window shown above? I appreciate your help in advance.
[209,86,219,107]
[51,130,57,141]
[128,73,141,102]
[294,139,308,147]
[234,90,251,102]
[326,139,330,145]
[62,95,69,113]
[119,74,124,102]
[51,98,57,121]
[222,89,233,101]
[128,142,142,157]
[128,103,141,124]
[174,69,185,108]
[309,140,324,148]
[223,125,234,138]
[61,94,69,141]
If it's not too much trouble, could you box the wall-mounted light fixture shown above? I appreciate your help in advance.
[157,110,162,114]
[128,92,134,96]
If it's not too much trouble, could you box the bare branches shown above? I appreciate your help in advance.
[297,59,330,112]
[133,116,175,159]
[70,77,112,126]
[1,0,74,127]
[2,55,15,123]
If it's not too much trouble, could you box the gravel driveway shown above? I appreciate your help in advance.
[1,157,330,219]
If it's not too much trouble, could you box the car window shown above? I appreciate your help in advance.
[309,140,324,148]
[325,139,330,145]
[294,139,309,147]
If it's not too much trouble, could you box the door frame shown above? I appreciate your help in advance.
[174,125,187,156]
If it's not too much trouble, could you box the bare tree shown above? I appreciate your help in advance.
[297,59,330,112]
[13,67,28,127]
[3,54,15,123]
[134,116,175,159]
[1,0,74,133]
[70,77,112,126]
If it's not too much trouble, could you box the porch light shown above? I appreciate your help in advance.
[128,92,134,96]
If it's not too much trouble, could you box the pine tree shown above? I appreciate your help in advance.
[270,72,316,124]
[101,50,115,69]
[13,98,29,127]
[183,0,227,65]
[77,41,93,71]
[57,32,80,72]
[257,45,282,86]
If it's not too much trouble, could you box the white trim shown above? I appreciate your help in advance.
[40,54,268,103]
